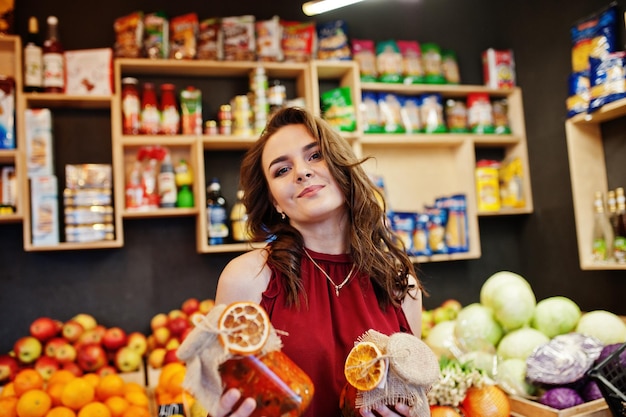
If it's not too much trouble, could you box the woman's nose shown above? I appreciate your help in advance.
[296,168,313,182]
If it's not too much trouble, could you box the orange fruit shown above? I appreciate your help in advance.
[157,363,185,390]
[103,396,128,417]
[344,341,387,391]
[76,402,111,417]
[217,301,270,355]
[45,384,65,407]
[118,383,142,394]
[1,383,16,398]
[47,372,75,388]
[60,378,95,411]
[0,395,18,417]
[16,389,51,417]
[95,375,125,401]
[461,385,510,417]
[430,405,463,417]
[123,391,148,409]
[14,369,44,397]
[45,406,76,417]
[80,375,99,391]
[120,405,149,417]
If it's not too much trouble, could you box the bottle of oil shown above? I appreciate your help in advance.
[613,187,626,263]
[207,178,229,245]
[230,189,250,242]
[591,191,613,262]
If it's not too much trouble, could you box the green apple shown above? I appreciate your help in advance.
[72,313,98,331]
[114,346,142,372]
[126,332,148,356]
[13,336,43,364]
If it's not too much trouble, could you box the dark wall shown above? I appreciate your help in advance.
[2,0,625,353]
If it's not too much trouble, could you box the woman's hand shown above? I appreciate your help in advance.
[359,402,411,417]
[211,388,257,417]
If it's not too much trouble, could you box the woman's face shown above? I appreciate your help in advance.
[261,124,346,225]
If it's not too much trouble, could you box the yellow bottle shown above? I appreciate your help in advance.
[231,190,251,242]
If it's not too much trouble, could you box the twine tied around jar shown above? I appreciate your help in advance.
[176,304,284,416]
[353,330,440,417]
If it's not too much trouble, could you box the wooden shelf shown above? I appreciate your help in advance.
[360,82,516,98]
[123,207,199,219]
[23,93,112,109]
[25,240,123,252]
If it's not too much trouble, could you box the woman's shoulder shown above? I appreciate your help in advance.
[216,248,271,304]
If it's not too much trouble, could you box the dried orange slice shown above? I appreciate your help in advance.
[344,341,387,391]
[217,301,270,355]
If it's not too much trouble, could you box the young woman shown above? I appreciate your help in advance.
[214,107,425,417]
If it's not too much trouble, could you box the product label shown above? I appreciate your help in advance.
[43,53,65,88]
[207,205,229,238]
[122,95,140,134]
[24,46,43,87]
[158,172,177,207]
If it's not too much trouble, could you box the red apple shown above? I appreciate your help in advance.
[76,343,107,372]
[181,297,200,316]
[72,313,98,331]
[114,347,142,373]
[150,313,169,331]
[54,343,77,364]
[62,320,85,342]
[13,336,43,364]
[44,337,69,358]
[163,348,181,365]
[30,317,60,342]
[167,309,187,321]
[147,347,166,369]
[0,354,19,384]
[167,316,190,337]
[61,361,83,377]
[76,328,103,347]
[126,332,148,356]
[152,326,171,347]
[34,355,60,381]
[198,298,215,314]
[96,365,118,377]
[102,327,128,352]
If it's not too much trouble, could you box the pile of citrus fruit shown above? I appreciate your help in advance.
[0,368,152,417]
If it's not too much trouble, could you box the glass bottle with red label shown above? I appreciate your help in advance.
[140,82,160,135]
[122,77,140,135]
[159,83,180,135]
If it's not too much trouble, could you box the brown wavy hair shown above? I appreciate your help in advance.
[239,107,423,308]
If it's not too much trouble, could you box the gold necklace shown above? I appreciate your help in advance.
[304,249,356,297]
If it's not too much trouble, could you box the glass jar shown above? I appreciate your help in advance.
[218,350,314,417]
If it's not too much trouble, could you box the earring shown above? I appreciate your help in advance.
[280,212,286,220]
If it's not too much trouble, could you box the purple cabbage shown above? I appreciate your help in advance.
[580,379,604,402]
[539,387,584,409]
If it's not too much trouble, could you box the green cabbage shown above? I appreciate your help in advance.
[425,320,458,359]
[531,296,581,338]
[454,303,503,352]
[490,282,536,331]
[496,327,550,361]
[496,358,537,397]
[480,271,532,308]
[575,310,626,344]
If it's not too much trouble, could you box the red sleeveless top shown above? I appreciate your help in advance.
[260,248,412,417]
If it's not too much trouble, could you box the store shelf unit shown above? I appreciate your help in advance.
[0,36,23,224]
[566,98,626,270]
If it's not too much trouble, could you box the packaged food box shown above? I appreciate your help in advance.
[64,48,114,95]
[0,76,15,149]
[31,174,59,246]
[25,109,54,177]
[482,48,516,89]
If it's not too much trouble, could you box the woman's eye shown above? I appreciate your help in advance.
[310,151,322,161]
[275,166,290,177]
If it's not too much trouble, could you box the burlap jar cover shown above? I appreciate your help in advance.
[352,330,441,417]
[176,304,284,417]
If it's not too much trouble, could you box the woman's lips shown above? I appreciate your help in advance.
[298,185,323,198]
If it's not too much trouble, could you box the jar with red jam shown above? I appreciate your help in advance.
[219,350,314,417]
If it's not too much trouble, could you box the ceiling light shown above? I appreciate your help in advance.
[302,0,366,16]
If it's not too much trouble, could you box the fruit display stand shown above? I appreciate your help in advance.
[509,397,610,417]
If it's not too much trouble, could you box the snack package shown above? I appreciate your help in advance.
[400,96,421,133]
[492,98,511,134]
[445,98,468,133]
[0,76,15,149]
[352,39,377,82]
[113,11,144,58]
[321,86,356,132]
[256,15,283,62]
[425,206,448,254]
[499,157,525,208]
[222,15,256,61]
[281,20,316,62]
[588,52,626,113]
[391,211,416,254]
[143,11,169,59]
[376,40,403,83]
[570,3,618,74]
[420,93,446,133]
[412,213,431,257]
[397,40,424,85]
[197,17,222,60]
[482,48,515,89]
[378,93,405,133]
[435,194,469,253]
[421,43,445,84]
[177,302,314,417]
[316,20,351,61]
[169,13,198,60]
[360,91,384,134]
[442,49,460,84]
[566,72,590,118]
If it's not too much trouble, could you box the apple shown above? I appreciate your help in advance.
[181,297,200,316]
[167,316,190,337]
[72,313,98,331]
[44,337,69,358]
[54,343,77,364]
[126,332,148,356]
[441,299,462,313]
[150,313,169,331]
[152,326,171,347]
[34,355,60,381]
[114,347,142,373]
[167,309,188,321]
[163,348,181,365]
[165,338,180,351]
[13,336,43,364]
[97,365,118,377]
[76,328,103,347]
[147,347,166,369]
[102,327,128,352]
[76,343,107,372]
[30,317,60,342]
[0,354,19,384]
[198,298,215,314]
[61,361,83,377]
[62,320,85,342]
